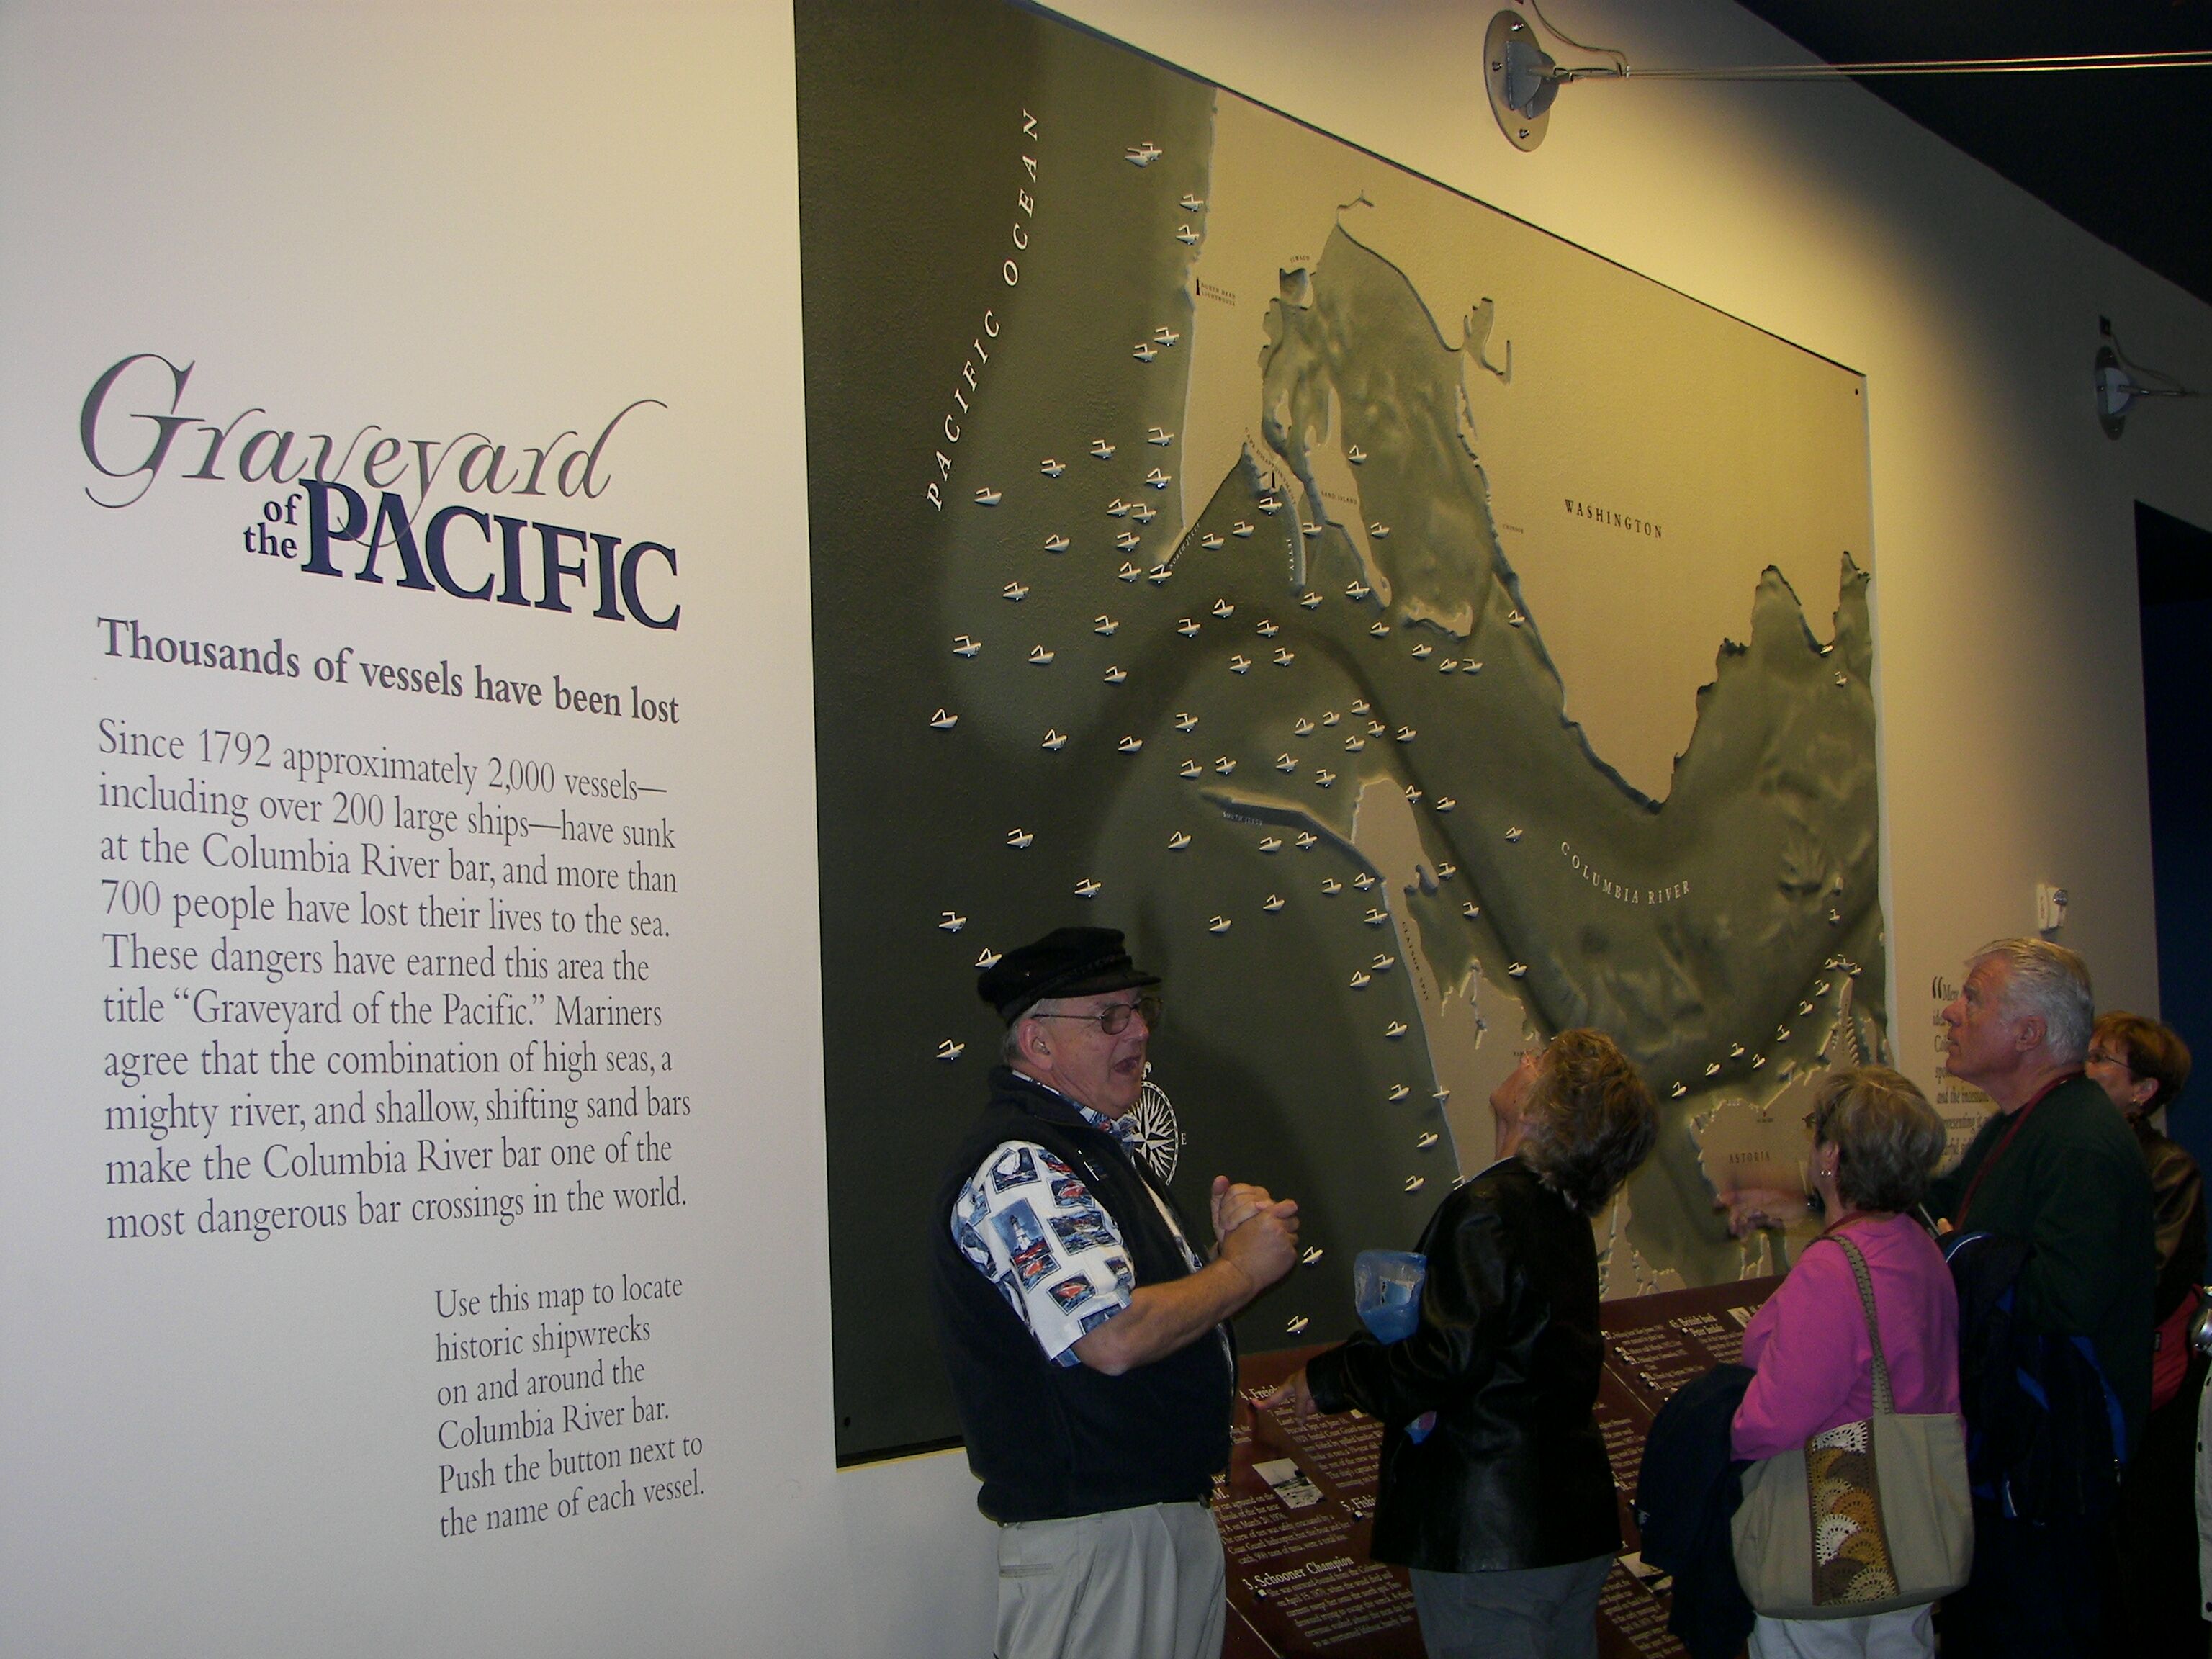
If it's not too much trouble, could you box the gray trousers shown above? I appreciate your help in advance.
[1410,1554,1614,1659]
[995,1501,1225,1659]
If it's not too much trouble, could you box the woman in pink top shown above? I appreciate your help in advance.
[1732,1066,1961,1659]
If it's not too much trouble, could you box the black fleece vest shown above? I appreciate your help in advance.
[929,1068,1234,1522]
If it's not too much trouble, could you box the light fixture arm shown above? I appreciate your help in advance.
[1483,10,2212,152]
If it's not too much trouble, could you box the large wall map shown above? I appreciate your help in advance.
[798,0,1884,1461]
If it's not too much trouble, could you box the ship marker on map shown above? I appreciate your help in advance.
[1179,194,1205,211]
[1132,342,1157,362]
[1027,646,1053,665]
[1174,713,1197,732]
[928,709,958,729]
[1146,468,1172,489]
[1116,737,1142,754]
[1148,427,1174,444]
[1200,532,1224,550]
[1090,439,1115,459]
[938,912,966,932]
[1040,458,1065,477]
[952,635,981,657]
[1074,878,1102,899]
[1346,444,1368,463]
[974,488,1001,506]
[1044,534,1070,552]
[1174,226,1200,245]
[1125,141,1162,166]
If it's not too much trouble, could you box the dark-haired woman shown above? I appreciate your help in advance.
[1268,1029,1658,1659]
[1730,1066,1959,1659]
[2087,1012,2202,1655]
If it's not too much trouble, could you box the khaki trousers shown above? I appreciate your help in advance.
[995,1501,1225,1659]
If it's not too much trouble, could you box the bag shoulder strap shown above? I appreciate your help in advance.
[1825,1233,1894,1417]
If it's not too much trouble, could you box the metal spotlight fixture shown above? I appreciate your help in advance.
[1485,11,1559,151]
[2095,320,2195,440]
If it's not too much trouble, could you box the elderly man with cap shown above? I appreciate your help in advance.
[930,925,1300,1659]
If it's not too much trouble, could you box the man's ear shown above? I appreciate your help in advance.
[2015,1013,2046,1053]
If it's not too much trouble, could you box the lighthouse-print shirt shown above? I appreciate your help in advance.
[951,1091,1202,1367]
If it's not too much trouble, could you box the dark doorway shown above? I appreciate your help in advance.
[2139,500,2212,1254]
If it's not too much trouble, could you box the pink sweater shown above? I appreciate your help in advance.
[1731,1212,1961,1461]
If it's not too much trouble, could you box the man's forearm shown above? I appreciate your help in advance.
[1072,1258,1256,1376]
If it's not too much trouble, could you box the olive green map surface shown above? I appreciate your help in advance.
[799,0,1883,1460]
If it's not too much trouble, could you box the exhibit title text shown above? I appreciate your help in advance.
[78,354,679,630]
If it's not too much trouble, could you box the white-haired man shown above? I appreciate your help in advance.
[1924,938,2155,1658]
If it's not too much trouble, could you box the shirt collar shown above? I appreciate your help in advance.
[1019,1074,1136,1147]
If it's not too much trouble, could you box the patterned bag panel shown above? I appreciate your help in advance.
[1806,1417,1899,1605]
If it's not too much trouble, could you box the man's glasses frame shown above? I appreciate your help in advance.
[1030,995,1162,1036]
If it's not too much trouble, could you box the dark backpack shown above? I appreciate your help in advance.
[1943,1230,2128,1524]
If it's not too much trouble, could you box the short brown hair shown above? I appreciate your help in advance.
[1809,1066,1947,1213]
[2094,1012,2193,1114]
[1521,1029,1658,1218]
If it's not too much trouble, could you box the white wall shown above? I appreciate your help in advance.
[846,0,2212,1641]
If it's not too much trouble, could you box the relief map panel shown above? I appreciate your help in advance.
[798,0,1884,1460]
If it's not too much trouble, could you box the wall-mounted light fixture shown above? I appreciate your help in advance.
[1483,6,2212,153]
[2095,318,2197,439]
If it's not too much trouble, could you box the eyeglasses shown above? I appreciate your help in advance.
[2086,1047,2134,1074]
[1032,995,1162,1036]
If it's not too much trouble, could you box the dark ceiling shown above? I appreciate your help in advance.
[1728,0,2212,307]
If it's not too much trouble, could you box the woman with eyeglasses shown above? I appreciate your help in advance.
[1730,1065,1959,1659]
[2086,1012,2201,1654]
[1265,1029,1657,1659]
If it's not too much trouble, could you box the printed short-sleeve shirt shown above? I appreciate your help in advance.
[951,1093,1202,1367]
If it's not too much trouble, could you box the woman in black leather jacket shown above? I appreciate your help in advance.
[1267,1029,1657,1659]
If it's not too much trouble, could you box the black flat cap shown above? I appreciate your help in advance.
[978,926,1160,1024]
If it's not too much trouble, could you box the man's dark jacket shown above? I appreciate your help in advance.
[1305,1157,1621,1571]
[1925,1074,2156,1443]
[929,1067,1233,1523]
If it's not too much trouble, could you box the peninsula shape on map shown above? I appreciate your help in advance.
[935,220,1880,1300]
